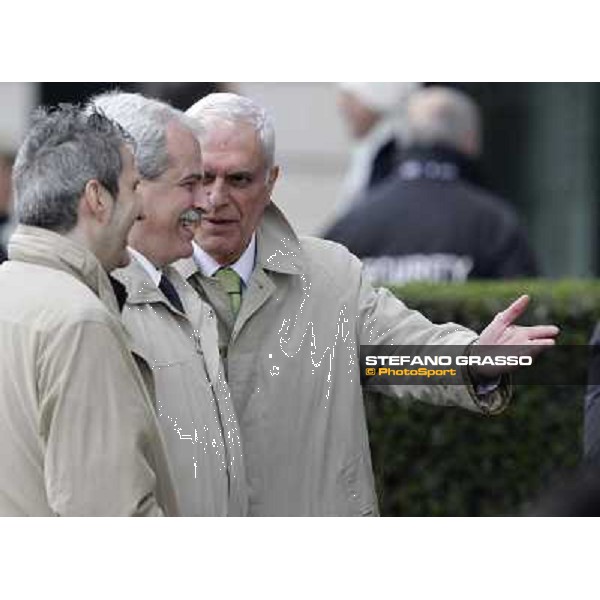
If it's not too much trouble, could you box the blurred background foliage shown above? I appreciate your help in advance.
[365,280,600,515]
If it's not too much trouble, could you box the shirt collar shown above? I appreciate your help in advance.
[128,246,162,287]
[192,233,256,286]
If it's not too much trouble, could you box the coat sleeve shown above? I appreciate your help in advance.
[356,270,510,414]
[37,318,173,516]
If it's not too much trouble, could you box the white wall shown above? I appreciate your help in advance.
[0,83,353,236]
[0,83,36,152]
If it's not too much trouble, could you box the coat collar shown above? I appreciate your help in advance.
[8,224,120,314]
[113,255,165,305]
[112,255,191,317]
[400,145,484,187]
[256,203,304,275]
[174,203,304,280]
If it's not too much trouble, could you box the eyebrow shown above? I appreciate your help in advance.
[203,169,256,177]
[178,173,203,184]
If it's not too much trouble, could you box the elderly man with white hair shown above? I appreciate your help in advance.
[175,92,558,517]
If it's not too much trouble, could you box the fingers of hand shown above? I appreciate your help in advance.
[496,294,530,326]
[524,325,560,340]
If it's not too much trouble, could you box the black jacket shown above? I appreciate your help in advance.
[584,323,600,463]
[368,137,400,190]
[324,147,538,283]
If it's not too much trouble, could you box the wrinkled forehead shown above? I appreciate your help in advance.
[164,121,203,174]
[200,118,266,172]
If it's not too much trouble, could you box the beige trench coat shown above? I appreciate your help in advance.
[176,204,509,516]
[0,226,178,516]
[113,258,247,516]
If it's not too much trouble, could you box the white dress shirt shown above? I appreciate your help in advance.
[192,234,256,288]
[128,247,162,286]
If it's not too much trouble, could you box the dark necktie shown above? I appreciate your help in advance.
[159,274,185,314]
[108,276,128,312]
[215,267,242,317]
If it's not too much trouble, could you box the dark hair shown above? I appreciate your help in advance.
[13,104,132,233]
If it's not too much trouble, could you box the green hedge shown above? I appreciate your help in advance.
[366,279,600,516]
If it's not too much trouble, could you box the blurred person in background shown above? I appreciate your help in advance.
[528,466,600,516]
[0,147,15,263]
[177,92,558,517]
[335,82,420,217]
[91,91,247,516]
[583,323,600,464]
[325,86,538,284]
[0,105,177,516]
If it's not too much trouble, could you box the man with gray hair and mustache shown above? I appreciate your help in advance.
[90,91,247,516]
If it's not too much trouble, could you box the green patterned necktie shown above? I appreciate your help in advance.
[215,267,242,317]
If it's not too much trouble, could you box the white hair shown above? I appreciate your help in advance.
[403,86,481,155]
[338,82,420,114]
[186,93,275,168]
[89,91,202,180]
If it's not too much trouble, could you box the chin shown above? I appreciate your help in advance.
[115,252,131,270]
[173,242,194,262]
[199,239,239,262]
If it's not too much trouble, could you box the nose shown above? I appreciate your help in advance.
[202,178,228,211]
[193,184,208,210]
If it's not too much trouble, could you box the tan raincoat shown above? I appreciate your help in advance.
[113,258,247,516]
[0,226,178,516]
[176,204,509,516]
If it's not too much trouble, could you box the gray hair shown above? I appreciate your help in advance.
[186,93,276,168]
[14,104,130,233]
[403,86,481,156]
[89,91,202,180]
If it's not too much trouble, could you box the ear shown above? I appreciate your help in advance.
[80,179,112,223]
[266,165,279,200]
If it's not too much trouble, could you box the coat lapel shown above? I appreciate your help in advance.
[231,267,276,344]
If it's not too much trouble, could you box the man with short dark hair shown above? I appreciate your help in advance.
[0,105,178,516]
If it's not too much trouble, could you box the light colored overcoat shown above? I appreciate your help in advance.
[0,226,178,516]
[176,204,509,516]
[113,258,247,516]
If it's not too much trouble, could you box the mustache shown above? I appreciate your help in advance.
[179,209,203,225]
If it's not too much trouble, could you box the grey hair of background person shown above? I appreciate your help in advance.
[14,105,130,234]
[186,93,276,169]
[90,91,203,181]
[402,86,482,156]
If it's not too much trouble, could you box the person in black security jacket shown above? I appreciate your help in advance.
[324,86,538,284]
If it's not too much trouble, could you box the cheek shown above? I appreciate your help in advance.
[245,196,269,226]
